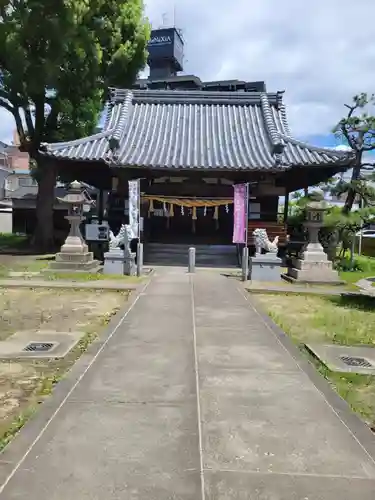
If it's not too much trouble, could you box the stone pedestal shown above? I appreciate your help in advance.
[103,249,136,276]
[284,242,343,285]
[250,253,282,282]
[124,252,136,276]
[49,215,101,273]
[104,249,125,275]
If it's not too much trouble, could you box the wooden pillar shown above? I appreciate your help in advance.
[102,190,109,220]
[284,191,289,223]
[111,177,118,192]
[98,189,104,223]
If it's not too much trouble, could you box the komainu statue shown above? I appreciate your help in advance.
[253,228,279,254]
[109,224,126,251]
[108,224,134,255]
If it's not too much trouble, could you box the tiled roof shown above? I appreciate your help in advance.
[5,185,64,200]
[6,183,96,200]
[41,88,354,171]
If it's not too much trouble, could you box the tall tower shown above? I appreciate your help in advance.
[147,27,184,80]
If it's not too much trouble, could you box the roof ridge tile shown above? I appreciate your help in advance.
[260,92,285,163]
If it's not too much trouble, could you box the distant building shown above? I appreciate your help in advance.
[1,131,35,196]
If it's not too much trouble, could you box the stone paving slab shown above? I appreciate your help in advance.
[193,273,375,481]
[204,472,375,500]
[1,267,375,499]
[3,402,201,500]
[200,377,374,476]
[197,338,300,372]
[70,337,196,404]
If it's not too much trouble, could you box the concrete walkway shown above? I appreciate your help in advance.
[1,268,375,499]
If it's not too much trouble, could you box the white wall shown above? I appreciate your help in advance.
[5,173,37,192]
[0,208,12,233]
[0,167,11,200]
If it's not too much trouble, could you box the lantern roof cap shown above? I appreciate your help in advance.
[57,181,93,205]
[305,198,328,211]
[70,180,82,190]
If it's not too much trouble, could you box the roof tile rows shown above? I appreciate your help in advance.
[42,88,354,171]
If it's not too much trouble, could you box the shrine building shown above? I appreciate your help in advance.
[39,27,354,260]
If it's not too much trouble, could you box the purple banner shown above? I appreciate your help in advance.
[232,184,247,243]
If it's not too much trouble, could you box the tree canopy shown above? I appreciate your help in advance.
[333,93,375,212]
[0,0,150,249]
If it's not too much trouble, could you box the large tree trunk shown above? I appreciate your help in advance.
[343,189,357,214]
[343,160,361,214]
[32,159,57,252]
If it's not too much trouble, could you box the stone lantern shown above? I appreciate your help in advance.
[48,181,100,273]
[284,196,342,284]
[303,198,328,257]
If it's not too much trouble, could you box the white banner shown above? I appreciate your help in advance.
[128,179,140,239]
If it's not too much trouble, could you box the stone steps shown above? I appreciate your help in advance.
[144,243,239,267]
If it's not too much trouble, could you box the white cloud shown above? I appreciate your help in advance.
[145,0,375,137]
[2,0,375,141]
[0,109,15,144]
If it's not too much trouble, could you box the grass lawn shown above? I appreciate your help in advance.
[42,270,142,283]
[0,287,127,451]
[0,233,28,250]
[340,270,375,285]
[256,292,375,427]
[338,254,375,285]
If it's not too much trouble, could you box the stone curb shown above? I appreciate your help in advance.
[0,277,151,486]
[0,279,138,291]
[240,289,375,462]
[356,278,375,295]
[246,286,344,296]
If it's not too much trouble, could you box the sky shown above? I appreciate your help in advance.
[1,0,375,149]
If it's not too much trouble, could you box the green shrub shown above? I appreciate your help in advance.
[335,254,375,273]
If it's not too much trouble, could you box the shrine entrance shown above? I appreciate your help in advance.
[142,196,234,245]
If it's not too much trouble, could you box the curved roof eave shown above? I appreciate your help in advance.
[40,129,114,152]
[279,134,355,160]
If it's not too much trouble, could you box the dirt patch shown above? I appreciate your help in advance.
[0,254,50,278]
[0,287,126,448]
[0,288,121,340]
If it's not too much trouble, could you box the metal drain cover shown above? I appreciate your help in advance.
[23,342,55,352]
[340,355,373,368]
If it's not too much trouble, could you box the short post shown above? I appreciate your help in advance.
[188,247,196,273]
[242,246,249,281]
[358,228,363,256]
[137,242,143,277]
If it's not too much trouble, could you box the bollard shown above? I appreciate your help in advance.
[137,242,143,277]
[242,246,249,282]
[188,247,196,273]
